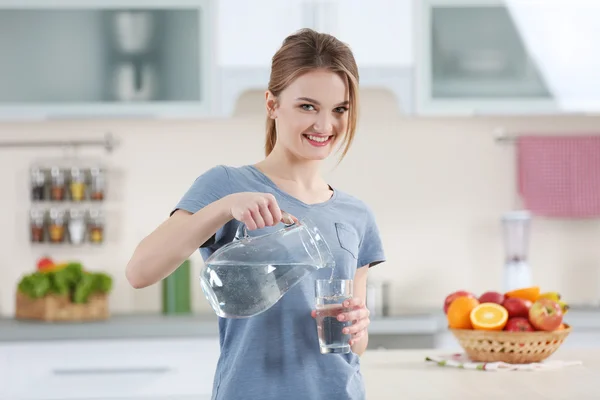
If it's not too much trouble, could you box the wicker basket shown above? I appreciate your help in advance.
[15,291,109,322]
[450,325,572,364]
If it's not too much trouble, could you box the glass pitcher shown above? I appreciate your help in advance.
[200,212,336,319]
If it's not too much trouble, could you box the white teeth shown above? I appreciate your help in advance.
[307,135,329,143]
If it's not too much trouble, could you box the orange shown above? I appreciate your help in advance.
[470,303,508,331]
[447,296,479,329]
[504,286,540,302]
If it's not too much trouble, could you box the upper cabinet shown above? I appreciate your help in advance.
[0,0,215,120]
[414,0,600,115]
[217,0,305,68]
[216,0,414,115]
[335,0,413,68]
[217,0,413,68]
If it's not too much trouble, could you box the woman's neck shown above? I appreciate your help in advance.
[255,147,332,196]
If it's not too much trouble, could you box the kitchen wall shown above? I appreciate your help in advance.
[1,88,600,318]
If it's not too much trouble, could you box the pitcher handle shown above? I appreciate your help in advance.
[234,210,297,240]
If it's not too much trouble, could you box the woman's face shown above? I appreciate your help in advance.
[267,69,350,161]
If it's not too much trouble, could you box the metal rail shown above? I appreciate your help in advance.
[0,132,118,152]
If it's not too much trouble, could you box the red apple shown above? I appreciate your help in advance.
[443,290,476,314]
[504,317,535,332]
[478,291,505,305]
[502,297,532,318]
[528,298,563,331]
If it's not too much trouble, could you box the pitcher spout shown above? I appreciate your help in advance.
[302,218,336,270]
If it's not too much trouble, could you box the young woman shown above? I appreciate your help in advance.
[126,28,385,400]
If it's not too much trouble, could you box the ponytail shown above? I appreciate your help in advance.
[265,116,277,156]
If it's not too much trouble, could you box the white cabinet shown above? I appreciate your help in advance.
[216,0,414,115]
[335,0,413,68]
[217,0,413,68]
[415,0,600,116]
[0,0,216,120]
[0,338,220,399]
[217,0,305,68]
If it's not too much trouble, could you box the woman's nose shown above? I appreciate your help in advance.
[313,114,334,134]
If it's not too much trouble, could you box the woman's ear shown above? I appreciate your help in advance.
[265,90,278,119]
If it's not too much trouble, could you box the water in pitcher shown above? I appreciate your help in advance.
[200,261,316,318]
[315,296,352,354]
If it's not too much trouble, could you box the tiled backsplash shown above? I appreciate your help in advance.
[1,89,600,317]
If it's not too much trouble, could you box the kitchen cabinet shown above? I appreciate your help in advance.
[217,0,413,68]
[216,0,305,68]
[335,0,413,68]
[216,0,414,115]
[0,0,216,120]
[0,337,220,399]
[414,0,600,116]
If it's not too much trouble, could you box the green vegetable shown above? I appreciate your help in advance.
[18,272,51,299]
[17,262,113,303]
[93,273,113,293]
[73,272,97,304]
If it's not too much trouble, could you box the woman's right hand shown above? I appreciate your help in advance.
[224,192,295,231]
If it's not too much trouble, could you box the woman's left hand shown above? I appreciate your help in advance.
[312,297,370,346]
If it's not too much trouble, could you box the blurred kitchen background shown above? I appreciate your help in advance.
[2,0,600,397]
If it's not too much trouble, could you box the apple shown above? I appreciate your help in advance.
[504,317,535,332]
[528,298,563,331]
[443,290,476,314]
[502,297,532,319]
[478,291,505,305]
[36,256,54,271]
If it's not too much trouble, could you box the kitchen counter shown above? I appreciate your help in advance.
[361,348,597,399]
[1,306,599,344]
[0,310,446,342]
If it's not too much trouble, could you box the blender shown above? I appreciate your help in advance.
[502,210,533,291]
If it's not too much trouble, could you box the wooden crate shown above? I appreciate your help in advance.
[15,291,109,322]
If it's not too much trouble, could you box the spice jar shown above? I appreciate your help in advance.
[68,208,86,245]
[30,168,47,201]
[88,209,104,244]
[30,209,46,243]
[50,167,66,201]
[89,167,105,201]
[48,208,66,243]
[69,167,87,202]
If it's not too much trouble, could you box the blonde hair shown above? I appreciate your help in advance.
[265,28,359,161]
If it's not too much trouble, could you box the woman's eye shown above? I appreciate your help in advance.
[334,107,348,114]
[301,104,315,111]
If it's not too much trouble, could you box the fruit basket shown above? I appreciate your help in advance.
[450,324,571,364]
[444,287,572,364]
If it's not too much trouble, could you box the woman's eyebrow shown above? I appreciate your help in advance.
[296,97,320,105]
[295,97,349,106]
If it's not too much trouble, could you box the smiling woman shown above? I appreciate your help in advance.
[125,28,385,400]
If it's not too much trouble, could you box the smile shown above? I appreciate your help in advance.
[303,134,333,146]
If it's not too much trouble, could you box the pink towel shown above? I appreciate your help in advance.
[517,135,600,218]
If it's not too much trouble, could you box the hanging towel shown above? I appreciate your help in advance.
[517,135,600,218]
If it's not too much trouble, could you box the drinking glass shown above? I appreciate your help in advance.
[315,279,353,354]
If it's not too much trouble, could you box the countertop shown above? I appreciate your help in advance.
[1,306,600,342]
[0,310,446,342]
[361,348,597,399]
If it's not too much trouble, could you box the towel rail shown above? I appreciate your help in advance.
[493,128,516,144]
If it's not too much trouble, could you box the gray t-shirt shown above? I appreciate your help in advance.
[172,164,386,400]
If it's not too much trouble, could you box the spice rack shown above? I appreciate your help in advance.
[29,164,106,246]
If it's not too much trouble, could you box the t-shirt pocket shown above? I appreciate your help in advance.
[334,222,360,260]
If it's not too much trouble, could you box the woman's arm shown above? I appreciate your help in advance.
[125,197,232,289]
[125,191,284,289]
